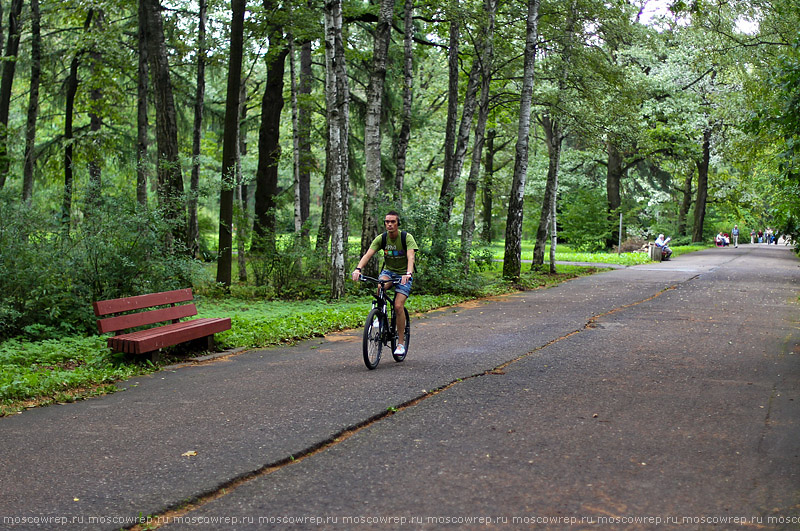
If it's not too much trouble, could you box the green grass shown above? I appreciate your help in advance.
[481,242,708,266]
[0,243,708,415]
[0,336,145,413]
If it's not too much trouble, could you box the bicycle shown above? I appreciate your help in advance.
[359,274,411,370]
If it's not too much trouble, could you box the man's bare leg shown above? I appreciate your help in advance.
[394,292,407,346]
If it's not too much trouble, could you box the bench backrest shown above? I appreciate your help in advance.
[93,288,198,334]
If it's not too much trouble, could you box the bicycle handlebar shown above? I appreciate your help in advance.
[359,274,401,285]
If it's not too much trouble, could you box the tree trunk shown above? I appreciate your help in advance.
[604,139,625,249]
[324,0,349,299]
[460,0,496,272]
[480,128,496,243]
[215,0,245,287]
[298,40,312,238]
[360,0,395,263]
[533,116,563,268]
[62,53,79,232]
[393,0,414,208]
[0,0,22,190]
[436,9,460,239]
[502,0,540,281]
[136,0,149,208]
[236,82,249,283]
[548,168,558,274]
[252,7,289,256]
[22,0,39,204]
[677,172,692,236]
[290,36,302,236]
[442,52,481,225]
[532,3,573,269]
[144,0,185,247]
[188,0,207,258]
[62,9,94,231]
[87,10,104,207]
[692,127,711,243]
[315,157,331,259]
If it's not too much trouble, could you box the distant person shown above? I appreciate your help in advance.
[750,229,756,244]
[758,230,763,243]
[655,234,672,260]
[731,225,739,247]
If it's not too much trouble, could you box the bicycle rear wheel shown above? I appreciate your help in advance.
[392,307,411,362]
[363,308,383,370]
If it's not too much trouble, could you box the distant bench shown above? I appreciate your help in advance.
[93,288,231,358]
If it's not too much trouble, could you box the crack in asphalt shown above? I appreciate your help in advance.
[128,283,684,530]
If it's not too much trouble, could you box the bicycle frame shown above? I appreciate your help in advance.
[359,274,410,369]
[360,275,400,346]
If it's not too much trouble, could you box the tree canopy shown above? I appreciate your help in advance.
[0,0,797,310]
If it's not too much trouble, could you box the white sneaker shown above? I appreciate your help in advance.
[394,344,406,356]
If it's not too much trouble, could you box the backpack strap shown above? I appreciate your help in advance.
[379,231,411,273]
[380,231,406,251]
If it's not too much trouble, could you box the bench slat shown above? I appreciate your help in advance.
[107,318,231,354]
[96,304,198,334]
[93,288,194,317]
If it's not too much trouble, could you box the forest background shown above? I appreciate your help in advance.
[0,0,798,352]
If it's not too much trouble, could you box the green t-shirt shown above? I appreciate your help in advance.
[369,231,418,274]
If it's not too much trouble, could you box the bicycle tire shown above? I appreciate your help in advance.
[363,308,383,370]
[392,307,411,362]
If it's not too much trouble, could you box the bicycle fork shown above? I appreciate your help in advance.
[371,301,395,346]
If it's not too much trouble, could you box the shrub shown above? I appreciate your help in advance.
[559,187,615,252]
[0,193,199,340]
[616,238,647,253]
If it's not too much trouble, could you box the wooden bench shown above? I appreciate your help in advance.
[93,288,231,357]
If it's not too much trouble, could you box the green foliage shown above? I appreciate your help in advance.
[559,187,615,252]
[245,233,330,300]
[0,336,144,407]
[0,192,199,340]
[194,294,470,350]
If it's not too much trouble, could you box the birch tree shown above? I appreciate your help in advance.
[393,0,414,207]
[188,0,207,258]
[324,0,350,298]
[460,0,496,271]
[360,0,396,264]
[432,4,460,257]
[502,0,540,281]
[532,1,577,270]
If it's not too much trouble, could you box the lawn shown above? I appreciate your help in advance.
[0,243,706,415]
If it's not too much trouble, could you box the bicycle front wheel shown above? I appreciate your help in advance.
[363,308,383,370]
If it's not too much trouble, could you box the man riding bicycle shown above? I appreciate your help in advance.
[351,210,418,357]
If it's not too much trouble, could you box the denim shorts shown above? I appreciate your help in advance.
[379,270,412,298]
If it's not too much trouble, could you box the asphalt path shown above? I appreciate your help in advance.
[0,244,798,530]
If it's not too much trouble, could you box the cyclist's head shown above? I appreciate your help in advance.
[385,211,400,227]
